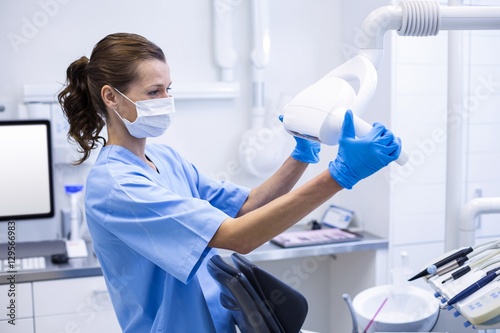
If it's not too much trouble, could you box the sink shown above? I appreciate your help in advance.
[352,284,440,332]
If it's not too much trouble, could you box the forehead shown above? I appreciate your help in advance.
[132,59,171,87]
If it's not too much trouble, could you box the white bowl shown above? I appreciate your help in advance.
[352,285,439,333]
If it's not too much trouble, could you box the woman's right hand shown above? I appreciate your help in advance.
[328,110,402,189]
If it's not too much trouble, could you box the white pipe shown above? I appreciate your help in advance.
[445,0,464,251]
[357,1,500,68]
[458,198,500,248]
[250,0,270,129]
[237,0,285,179]
[213,0,239,82]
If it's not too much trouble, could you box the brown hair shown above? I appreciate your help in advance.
[58,32,166,164]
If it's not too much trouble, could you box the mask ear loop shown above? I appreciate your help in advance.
[113,87,137,106]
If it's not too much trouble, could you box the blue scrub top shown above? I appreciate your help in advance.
[85,144,250,333]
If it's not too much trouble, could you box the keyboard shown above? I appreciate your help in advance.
[0,257,46,272]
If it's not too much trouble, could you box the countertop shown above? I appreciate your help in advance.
[0,231,387,284]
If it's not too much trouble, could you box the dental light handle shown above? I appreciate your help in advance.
[351,113,409,166]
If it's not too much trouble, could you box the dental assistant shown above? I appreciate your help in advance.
[58,32,401,333]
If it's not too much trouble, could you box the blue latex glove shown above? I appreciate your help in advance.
[329,110,402,189]
[279,115,321,163]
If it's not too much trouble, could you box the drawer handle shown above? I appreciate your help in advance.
[92,289,109,296]
[92,289,112,305]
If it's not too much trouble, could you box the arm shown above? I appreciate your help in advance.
[237,157,308,216]
[210,110,402,253]
[238,131,321,216]
[210,170,342,253]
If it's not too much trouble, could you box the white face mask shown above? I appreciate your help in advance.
[113,88,175,138]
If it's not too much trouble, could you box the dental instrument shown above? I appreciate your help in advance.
[446,267,500,306]
[410,241,500,281]
[418,241,500,328]
[408,247,473,281]
[442,249,500,284]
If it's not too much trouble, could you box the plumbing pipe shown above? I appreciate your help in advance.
[239,0,289,178]
[356,1,500,68]
[458,198,500,248]
[445,0,464,251]
[249,0,271,129]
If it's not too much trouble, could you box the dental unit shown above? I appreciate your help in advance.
[412,240,500,329]
[280,0,500,329]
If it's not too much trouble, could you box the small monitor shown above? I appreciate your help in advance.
[0,120,54,221]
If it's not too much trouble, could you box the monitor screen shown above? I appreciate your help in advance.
[0,120,54,221]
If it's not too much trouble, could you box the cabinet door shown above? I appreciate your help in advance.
[33,275,121,332]
[35,311,121,333]
[0,282,33,320]
[0,318,34,333]
[33,276,113,317]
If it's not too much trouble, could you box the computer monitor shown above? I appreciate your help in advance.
[0,120,55,221]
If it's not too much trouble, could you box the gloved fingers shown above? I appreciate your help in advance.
[367,123,395,146]
[278,114,284,122]
[387,137,402,158]
[340,110,356,140]
[292,136,321,163]
[374,136,402,164]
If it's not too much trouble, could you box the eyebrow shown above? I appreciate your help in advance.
[146,82,172,90]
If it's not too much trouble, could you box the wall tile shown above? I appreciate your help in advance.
[467,123,500,153]
[467,152,500,182]
[392,183,446,216]
[395,64,448,95]
[394,94,447,126]
[392,213,445,245]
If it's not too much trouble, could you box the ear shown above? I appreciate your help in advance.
[101,85,118,110]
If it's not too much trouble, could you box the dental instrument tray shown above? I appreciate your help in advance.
[271,227,362,248]
[410,239,500,329]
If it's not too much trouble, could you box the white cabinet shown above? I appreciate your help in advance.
[0,318,35,333]
[0,282,33,320]
[33,276,121,333]
[0,276,120,332]
[0,282,34,332]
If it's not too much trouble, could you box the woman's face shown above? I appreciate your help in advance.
[117,59,172,122]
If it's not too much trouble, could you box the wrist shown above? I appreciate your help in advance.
[291,139,321,164]
[328,160,356,190]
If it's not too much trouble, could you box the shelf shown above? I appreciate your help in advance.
[23,81,240,104]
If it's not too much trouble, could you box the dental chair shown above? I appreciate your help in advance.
[207,253,308,333]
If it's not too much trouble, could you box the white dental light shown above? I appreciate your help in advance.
[282,54,409,165]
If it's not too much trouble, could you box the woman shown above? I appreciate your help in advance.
[58,32,401,332]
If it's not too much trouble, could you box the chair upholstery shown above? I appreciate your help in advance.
[207,253,308,333]
[232,253,308,333]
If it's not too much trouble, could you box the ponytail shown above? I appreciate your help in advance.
[58,33,165,165]
[58,56,106,165]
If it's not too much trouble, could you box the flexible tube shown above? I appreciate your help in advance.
[357,1,500,67]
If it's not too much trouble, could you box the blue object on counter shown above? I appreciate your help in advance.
[64,185,84,194]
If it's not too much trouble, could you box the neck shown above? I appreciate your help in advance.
[106,124,147,163]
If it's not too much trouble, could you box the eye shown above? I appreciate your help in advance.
[147,89,160,97]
